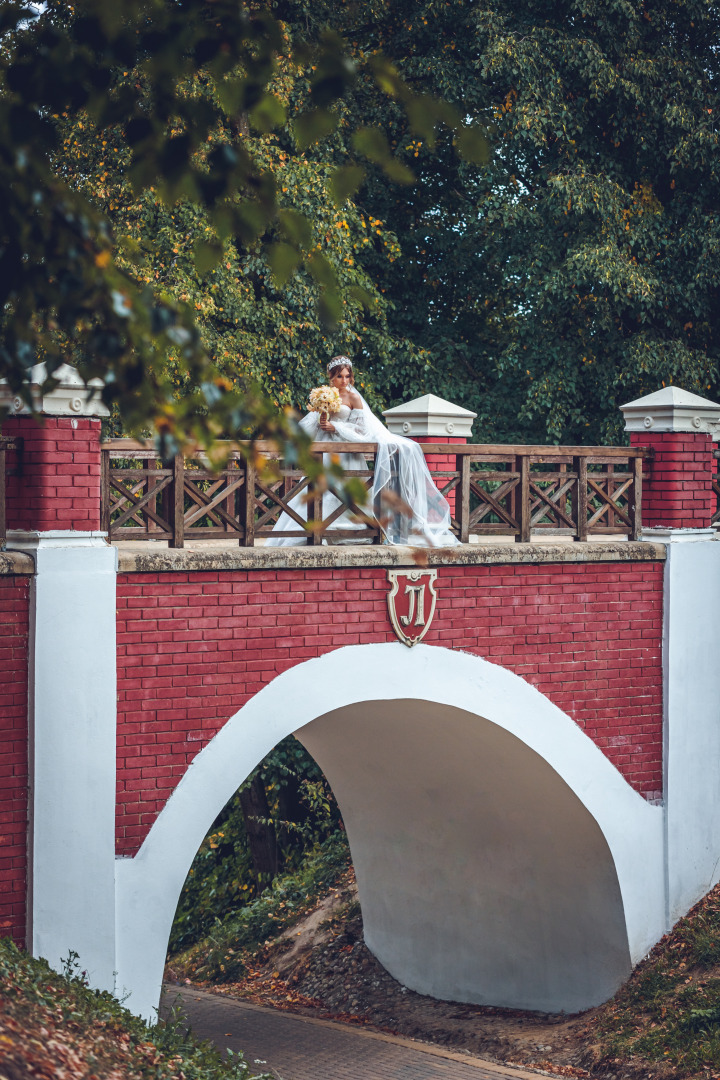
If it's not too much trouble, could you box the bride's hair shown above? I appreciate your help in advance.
[327,355,354,384]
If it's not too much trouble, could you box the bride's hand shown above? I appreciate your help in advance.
[319,417,336,433]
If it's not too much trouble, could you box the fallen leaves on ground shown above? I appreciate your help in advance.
[0,939,268,1080]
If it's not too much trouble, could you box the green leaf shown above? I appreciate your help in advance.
[455,126,491,165]
[267,242,301,287]
[216,78,244,116]
[383,159,415,185]
[193,240,223,276]
[329,164,366,206]
[305,251,337,289]
[232,201,272,244]
[368,54,405,98]
[293,109,337,149]
[406,95,461,144]
[277,209,313,248]
[248,94,287,133]
[352,126,391,164]
[347,285,375,309]
[319,290,342,326]
[351,130,413,183]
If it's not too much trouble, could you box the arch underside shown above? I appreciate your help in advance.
[115,643,665,1021]
[297,700,631,1015]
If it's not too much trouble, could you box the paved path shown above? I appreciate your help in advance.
[162,985,546,1080]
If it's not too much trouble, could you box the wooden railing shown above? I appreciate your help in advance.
[101,439,383,547]
[432,444,645,543]
[100,440,646,547]
[0,436,21,546]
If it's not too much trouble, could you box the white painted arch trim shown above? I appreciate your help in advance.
[115,643,665,1019]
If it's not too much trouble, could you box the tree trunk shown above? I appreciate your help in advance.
[238,775,278,892]
[277,773,309,842]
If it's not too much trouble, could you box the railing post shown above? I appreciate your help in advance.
[459,454,471,543]
[100,447,110,535]
[240,457,255,546]
[147,458,161,537]
[309,456,324,545]
[169,452,185,549]
[631,455,643,540]
[519,455,531,542]
[574,455,588,542]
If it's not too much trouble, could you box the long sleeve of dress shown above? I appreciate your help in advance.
[330,408,368,442]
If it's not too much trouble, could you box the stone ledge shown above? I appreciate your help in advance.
[0,550,35,574]
[115,540,667,573]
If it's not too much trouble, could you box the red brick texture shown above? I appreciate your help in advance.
[115,560,664,855]
[3,416,102,533]
[0,577,29,945]
[632,430,716,529]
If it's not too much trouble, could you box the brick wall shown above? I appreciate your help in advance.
[631,430,716,529]
[3,416,101,532]
[116,560,664,855]
[0,577,29,944]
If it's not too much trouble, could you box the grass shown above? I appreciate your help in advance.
[0,938,271,1080]
[588,881,720,1077]
[169,829,350,983]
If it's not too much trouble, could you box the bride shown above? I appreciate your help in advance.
[266,356,458,547]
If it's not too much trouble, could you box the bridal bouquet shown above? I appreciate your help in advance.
[308,385,342,417]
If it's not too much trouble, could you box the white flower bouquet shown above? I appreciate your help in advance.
[307,385,342,418]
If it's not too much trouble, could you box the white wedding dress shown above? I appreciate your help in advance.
[266,397,458,547]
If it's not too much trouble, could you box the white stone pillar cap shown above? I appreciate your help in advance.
[621,386,720,437]
[383,393,476,438]
[0,362,109,418]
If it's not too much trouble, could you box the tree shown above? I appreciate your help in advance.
[331,0,720,443]
[1,0,486,452]
[52,71,407,421]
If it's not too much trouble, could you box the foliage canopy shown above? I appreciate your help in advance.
[1,0,485,451]
[328,0,720,442]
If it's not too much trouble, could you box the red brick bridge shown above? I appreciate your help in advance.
[1,371,720,1020]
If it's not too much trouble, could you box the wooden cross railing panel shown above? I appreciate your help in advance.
[417,444,645,544]
[100,440,647,547]
[101,440,383,548]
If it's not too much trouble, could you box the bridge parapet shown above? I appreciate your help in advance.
[2,379,720,545]
[100,439,647,547]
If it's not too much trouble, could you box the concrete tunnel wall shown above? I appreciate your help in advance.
[299,700,632,1014]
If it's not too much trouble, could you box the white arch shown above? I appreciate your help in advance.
[115,643,665,1020]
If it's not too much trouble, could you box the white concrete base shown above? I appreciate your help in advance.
[6,530,109,546]
[115,644,665,1020]
[642,527,717,543]
[663,538,720,922]
[6,533,118,991]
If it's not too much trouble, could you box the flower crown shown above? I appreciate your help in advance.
[327,355,352,373]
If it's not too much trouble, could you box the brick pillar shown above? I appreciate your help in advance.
[1,364,108,535]
[0,365,117,993]
[621,387,720,534]
[382,393,477,517]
